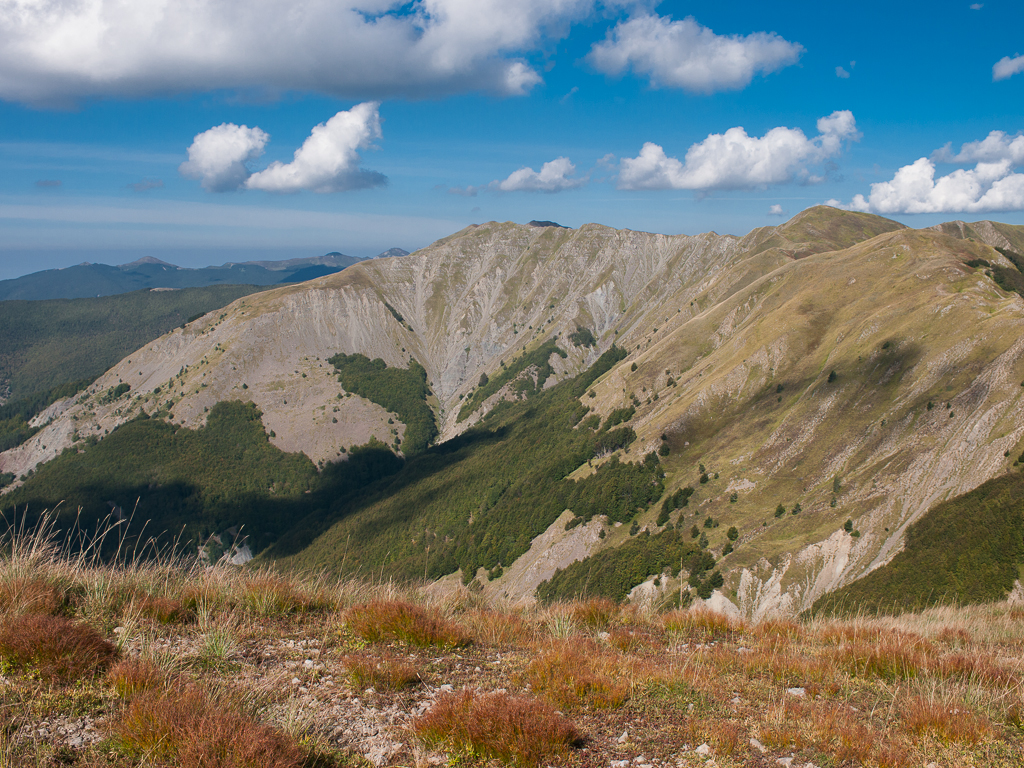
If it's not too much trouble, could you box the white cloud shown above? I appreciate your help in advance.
[181,103,386,194]
[618,110,859,191]
[586,14,802,93]
[768,204,784,216]
[179,124,269,193]
[993,54,1024,81]
[494,157,585,192]
[246,103,385,193]
[0,0,594,105]
[970,4,984,10]
[833,132,1024,213]
[836,66,850,79]
[931,130,1024,164]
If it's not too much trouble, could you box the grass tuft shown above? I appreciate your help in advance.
[116,682,306,767]
[345,600,471,648]
[342,652,421,691]
[107,657,165,698]
[663,607,743,642]
[414,689,582,765]
[0,613,117,681]
[524,640,630,709]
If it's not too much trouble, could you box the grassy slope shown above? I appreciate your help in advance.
[813,466,1024,615]
[0,285,266,402]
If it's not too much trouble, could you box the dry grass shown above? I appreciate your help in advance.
[116,682,306,768]
[523,640,631,709]
[663,606,743,642]
[0,613,117,682]
[344,600,471,648]
[1,513,1023,768]
[414,689,582,765]
[107,657,166,698]
[341,651,421,691]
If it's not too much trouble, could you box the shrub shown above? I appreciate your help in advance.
[0,613,117,682]
[775,504,786,518]
[726,526,739,541]
[342,652,421,691]
[345,600,471,649]
[414,689,581,766]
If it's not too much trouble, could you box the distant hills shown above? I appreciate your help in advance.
[0,249,410,301]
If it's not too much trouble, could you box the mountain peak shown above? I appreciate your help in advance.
[118,256,181,270]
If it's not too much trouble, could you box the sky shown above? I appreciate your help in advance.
[0,0,1022,280]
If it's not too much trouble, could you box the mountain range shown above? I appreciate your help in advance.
[0,249,409,301]
[2,207,1024,618]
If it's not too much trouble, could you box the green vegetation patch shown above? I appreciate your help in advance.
[2,401,322,555]
[813,469,1024,616]
[267,346,662,583]
[0,379,91,452]
[458,338,567,422]
[537,528,714,603]
[0,284,265,403]
[328,354,437,454]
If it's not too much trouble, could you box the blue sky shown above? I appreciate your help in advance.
[0,0,1022,280]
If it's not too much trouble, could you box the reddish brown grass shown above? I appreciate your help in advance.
[460,609,534,646]
[239,574,322,616]
[607,627,648,653]
[523,640,630,709]
[414,689,582,765]
[342,652,421,691]
[137,594,187,624]
[0,576,65,616]
[933,651,1017,686]
[107,657,165,698]
[663,608,742,642]
[345,600,471,649]
[116,682,305,767]
[570,597,620,629]
[832,634,932,681]
[0,613,117,681]
[936,626,973,648]
[902,695,991,744]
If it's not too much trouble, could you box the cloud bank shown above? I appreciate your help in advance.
[180,103,385,194]
[618,110,859,191]
[587,14,803,93]
[832,130,1024,214]
[0,0,593,105]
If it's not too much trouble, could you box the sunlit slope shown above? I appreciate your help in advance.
[581,227,1024,615]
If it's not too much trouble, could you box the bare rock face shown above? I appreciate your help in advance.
[5,208,1024,616]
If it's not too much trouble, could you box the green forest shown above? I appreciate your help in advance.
[0,284,265,403]
[813,467,1024,615]
[329,354,437,454]
[458,338,567,421]
[537,528,715,603]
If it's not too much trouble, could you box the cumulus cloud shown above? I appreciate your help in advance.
[832,131,1024,214]
[246,103,385,193]
[494,157,586,192]
[970,3,984,10]
[179,124,269,193]
[586,14,802,93]
[836,66,850,79]
[0,0,595,105]
[618,110,859,191]
[768,204,784,216]
[180,103,385,193]
[993,54,1024,81]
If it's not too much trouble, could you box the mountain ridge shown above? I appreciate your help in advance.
[4,206,1024,617]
